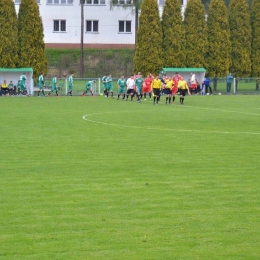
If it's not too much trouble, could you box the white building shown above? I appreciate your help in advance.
[14,0,188,48]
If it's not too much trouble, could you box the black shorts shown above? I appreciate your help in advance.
[153,88,160,96]
[179,89,187,96]
[127,88,134,94]
[165,88,171,95]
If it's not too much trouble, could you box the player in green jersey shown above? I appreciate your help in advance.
[106,75,113,98]
[135,74,144,103]
[47,75,59,96]
[117,75,126,100]
[38,73,45,97]
[19,73,27,95]
[67,73,74,96]
[82,80,95,96]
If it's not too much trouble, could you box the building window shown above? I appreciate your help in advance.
[158,0,183,6]
[86,20,99,33]
[86,0,105,4]
[158,0,164,6]
[119,21,131,33]
[112,0,133,5]
[47,0,73,4]
[53,20,66,32]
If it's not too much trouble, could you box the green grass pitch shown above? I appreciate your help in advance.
[1,94,260,259]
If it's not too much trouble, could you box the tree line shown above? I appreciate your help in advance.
[1,0,259,79]
[134,0,260,78]
[0,0,47,77]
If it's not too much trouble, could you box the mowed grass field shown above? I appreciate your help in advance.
[1,94,260,259]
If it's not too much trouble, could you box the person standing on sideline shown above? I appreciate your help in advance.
[151,75,162,105]
[67,73,74,96]
[203,77,212,95]
[226,73,233,93]
[125,75,135,101]
[38,73,45,97]
[20,73,27,95]
[135,73,144,103]
[178,77,190,105]
[117,75,126,100]
[47,74,59,96]
[82,80,95,96]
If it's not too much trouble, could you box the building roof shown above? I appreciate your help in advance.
[0,68,33,72]
[161,68,206,73]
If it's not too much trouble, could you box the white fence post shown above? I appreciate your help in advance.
[98,78,101,94]
[233,77,236,94]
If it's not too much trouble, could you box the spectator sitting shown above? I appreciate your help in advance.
[8,81,15,95]
[1,80,9,95]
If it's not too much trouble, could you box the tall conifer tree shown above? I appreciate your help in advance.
[161,0,185,68]
[0,0,18,67]
[250,0,260,77]
[17,0,47,77]
[133,0,162,76]
[183,0,207,68]
[229,0,251,77]
[206,0,231,77]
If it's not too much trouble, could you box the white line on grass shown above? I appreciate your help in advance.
[82,112,260,135]
[184,105,260,117]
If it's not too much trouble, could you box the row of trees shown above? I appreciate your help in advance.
[134,0,260,78]
[1,0,258,78]
[0,0,47,77]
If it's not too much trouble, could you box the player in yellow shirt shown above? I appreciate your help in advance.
[178,77,190,105]
[151,75,162,105]
[164,77,173,105]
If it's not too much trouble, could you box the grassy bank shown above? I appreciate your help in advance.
[45,49,135,78]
